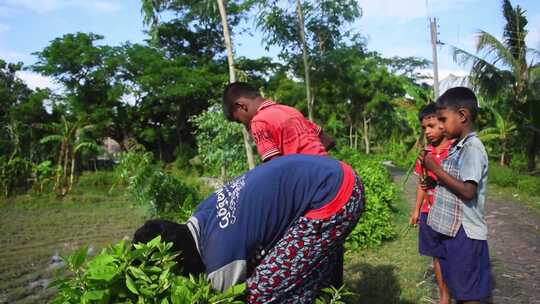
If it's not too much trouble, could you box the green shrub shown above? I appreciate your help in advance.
[333,148,396,249]
[190,105,250,178]
[488,163,518,187]
[516,177,540,195]
[50,236,245,304]
[0,155,32,197]
[113,150,201,222]
[129,166,200,222]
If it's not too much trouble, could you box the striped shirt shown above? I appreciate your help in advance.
[427,132,482,237]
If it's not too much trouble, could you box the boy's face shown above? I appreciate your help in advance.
[421,115,444,144]
[231,97,254,126]
[436,107,463,139]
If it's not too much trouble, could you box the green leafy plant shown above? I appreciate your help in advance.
[315,285,355,304]
[112,148,200,222]
[334,148,396,249]
[50,236,245,304]
[0,155,31,197]
[30,160,54,192]
[190,104,250,179]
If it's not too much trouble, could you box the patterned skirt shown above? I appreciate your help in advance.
[246,175,365,303]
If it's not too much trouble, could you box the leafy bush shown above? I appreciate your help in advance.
[333,148,396,249]
[190,104,250,178]
[51,236,245,304]
[487,162,540,199]
[30,160,54,192]
[488,163,517,187]
[517,178,540,195]
[0,155,32,197]
[113,149,200,222]
[129,166,199,221]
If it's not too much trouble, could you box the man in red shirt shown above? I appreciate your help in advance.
[222,82,335,162]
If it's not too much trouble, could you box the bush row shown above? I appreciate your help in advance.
[334,148,397,250]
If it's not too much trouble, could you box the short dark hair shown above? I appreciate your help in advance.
[436,87,479,121]
[222,82,261,121]
[418,103,438,122]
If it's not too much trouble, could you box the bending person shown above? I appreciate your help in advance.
[133,154,364,303]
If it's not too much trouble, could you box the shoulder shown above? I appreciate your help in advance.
[460,136,488,163]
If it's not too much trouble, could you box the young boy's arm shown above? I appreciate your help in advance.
[410,182,425,226]
[423,154,477,201]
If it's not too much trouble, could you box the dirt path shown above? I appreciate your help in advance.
[388,166,540,304]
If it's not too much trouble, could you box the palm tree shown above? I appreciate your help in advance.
[478,107,517,166]
[451,0,540,170]
[38,116,97,196]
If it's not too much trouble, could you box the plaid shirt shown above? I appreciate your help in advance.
[427,132,477,237]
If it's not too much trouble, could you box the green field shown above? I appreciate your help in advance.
[0,172,148,303]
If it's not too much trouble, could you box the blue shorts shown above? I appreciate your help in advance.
[436,226,492,301]
[418,212,443,257]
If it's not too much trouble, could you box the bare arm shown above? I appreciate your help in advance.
[410,182,425,226]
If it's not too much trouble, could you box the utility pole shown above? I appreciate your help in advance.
[429,17,440,99]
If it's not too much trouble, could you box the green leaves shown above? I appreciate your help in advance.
[51,237,243,304]
[334,148,396,249]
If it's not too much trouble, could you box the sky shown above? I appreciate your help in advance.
[0,0,538,91]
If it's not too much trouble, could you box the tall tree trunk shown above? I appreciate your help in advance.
[295,0,314,121]
[62,144,70,196]
[527,131,537,171]
[69,149,76,192]
[349,124,353,148]
[54,141,65,192]
[363,115,370,154]
[354,127,359,150]
[500,140,507,167]
[217,0,255,170]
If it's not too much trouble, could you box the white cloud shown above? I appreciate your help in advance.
[1,0,122,14]
[16,70,62,92]
[358,0,477,25]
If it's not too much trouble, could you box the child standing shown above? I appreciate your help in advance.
[410,103,451,304]
[423,87,492,304]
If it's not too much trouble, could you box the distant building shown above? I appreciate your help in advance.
[439,74,472,93]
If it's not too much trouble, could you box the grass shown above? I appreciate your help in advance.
[487,162,540,212]
[0,171,148,304]
[344,190,436,304]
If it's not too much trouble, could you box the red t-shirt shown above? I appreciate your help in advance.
[414,140,454,213]
[249,100,328,161]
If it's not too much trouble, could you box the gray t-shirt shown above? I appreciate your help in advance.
[458,134,489,240]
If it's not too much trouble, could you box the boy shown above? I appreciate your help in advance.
[133,154,364,303]
[222,82,335,162]
[410,103,452,304]
[423,87,492,304]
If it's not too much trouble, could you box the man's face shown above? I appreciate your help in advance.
[421,116,444,144]
[437,107,461,139]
